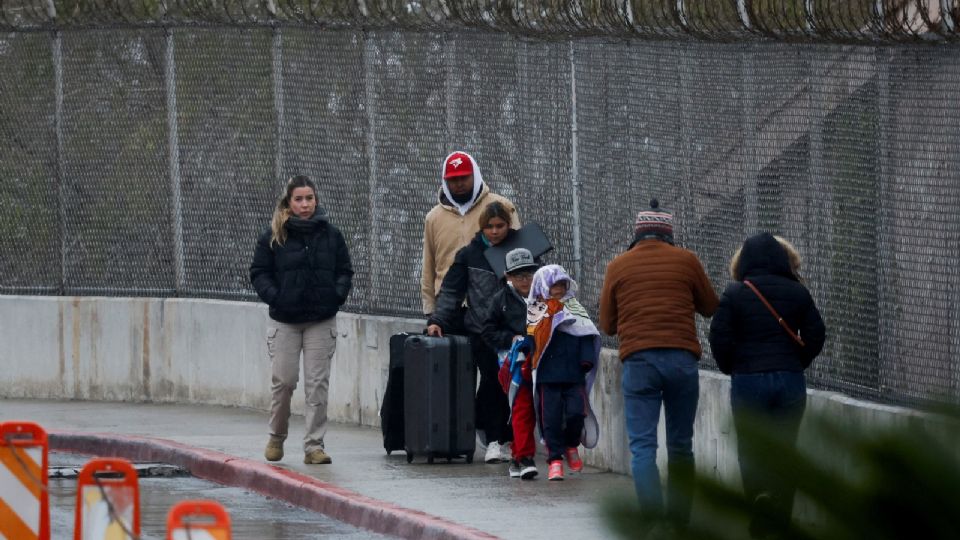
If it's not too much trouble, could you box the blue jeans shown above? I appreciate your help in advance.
[730,370,807,532]
[622,348,700,523]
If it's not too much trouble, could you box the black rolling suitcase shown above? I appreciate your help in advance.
[380,333,410,454]
[403,335,476,464]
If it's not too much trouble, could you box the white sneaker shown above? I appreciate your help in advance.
[499,442,512,462]
[485,441,503,463]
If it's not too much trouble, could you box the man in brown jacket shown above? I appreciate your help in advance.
[420,151,520,317]
[599,199,719,529]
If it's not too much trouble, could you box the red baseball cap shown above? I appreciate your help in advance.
[443,152,474,180]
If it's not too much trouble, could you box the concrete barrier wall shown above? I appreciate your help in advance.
[0,295,922,484]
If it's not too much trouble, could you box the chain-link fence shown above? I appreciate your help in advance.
[2,2,959,407]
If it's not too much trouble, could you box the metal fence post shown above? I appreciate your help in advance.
[875,47,891,400]
[568,41,583,283]
[676,47,694,245]
[53,29,67,295]
[363,31,378,302]
[806,52,831,366]
[165,27,185,295]
[444,34,455,143]
[272,25,284,182]
[741,49,759,235]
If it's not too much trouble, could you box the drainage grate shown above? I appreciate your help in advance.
[48,462,189,479]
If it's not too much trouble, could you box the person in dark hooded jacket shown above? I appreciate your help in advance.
[250,175,353,466]
[481,247,539,479]
[709,232,825,538]
[427,201,516,464]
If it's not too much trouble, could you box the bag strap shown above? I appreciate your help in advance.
[743,280,805,347]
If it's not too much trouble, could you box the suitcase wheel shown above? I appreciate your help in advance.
[386,450,392,456]
[427,454,435,465]
[466,453,474,464]
[406,452,413,464]
[447,456,452,463]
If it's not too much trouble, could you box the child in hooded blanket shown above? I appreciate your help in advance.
[525,264,601,481]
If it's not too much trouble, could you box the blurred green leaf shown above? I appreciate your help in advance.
[606,407,960,539]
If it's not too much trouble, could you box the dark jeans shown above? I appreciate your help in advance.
[471,335,512,444]
[730,370,807,535]
[621,348,700,524]
[538,382,586,462]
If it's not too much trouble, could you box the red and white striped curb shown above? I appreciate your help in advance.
[50,431,500,540]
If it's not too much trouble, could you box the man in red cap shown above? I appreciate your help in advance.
[420,151,520,317]
[421,151,521,463]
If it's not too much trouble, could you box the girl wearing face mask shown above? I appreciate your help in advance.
[427,201,517,464]
[250,175,354,466]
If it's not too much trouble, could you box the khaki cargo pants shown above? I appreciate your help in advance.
[266,316,337,453]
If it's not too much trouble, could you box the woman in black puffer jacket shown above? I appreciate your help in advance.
[709,232,825,538]
[250,175,353,466]
[427,201,516,464]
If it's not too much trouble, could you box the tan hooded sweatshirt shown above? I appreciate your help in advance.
[420,153,520,315]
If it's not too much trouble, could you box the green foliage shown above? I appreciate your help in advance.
[604,407,960,539]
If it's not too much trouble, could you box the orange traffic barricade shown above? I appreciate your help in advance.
[166,500,231,540]
[74,458,141,540]
[0,421,50,540]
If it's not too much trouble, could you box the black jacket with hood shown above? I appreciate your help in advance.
[250,209,353,324]
[429,229,518,335]
[480,283,528,351]
[709,233,826,375]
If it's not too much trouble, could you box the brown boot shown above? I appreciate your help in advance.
[264,436,284,462]
[304,448,332,464]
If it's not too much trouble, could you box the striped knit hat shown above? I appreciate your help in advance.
[634,199,673,241]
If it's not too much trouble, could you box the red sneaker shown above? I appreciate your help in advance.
[548,460,564,481]
[564,447,583,473]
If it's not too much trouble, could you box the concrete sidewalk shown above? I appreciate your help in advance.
[2,399,634,540]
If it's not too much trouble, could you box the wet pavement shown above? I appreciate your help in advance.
[48,453,391,539]
[3,399,634,539]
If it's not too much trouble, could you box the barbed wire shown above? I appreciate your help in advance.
[0,0,957,43]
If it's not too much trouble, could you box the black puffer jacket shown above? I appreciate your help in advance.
[709,233,826,375]
[250,209,353,324]
[429,229,516,335]
[480,284,528,351]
